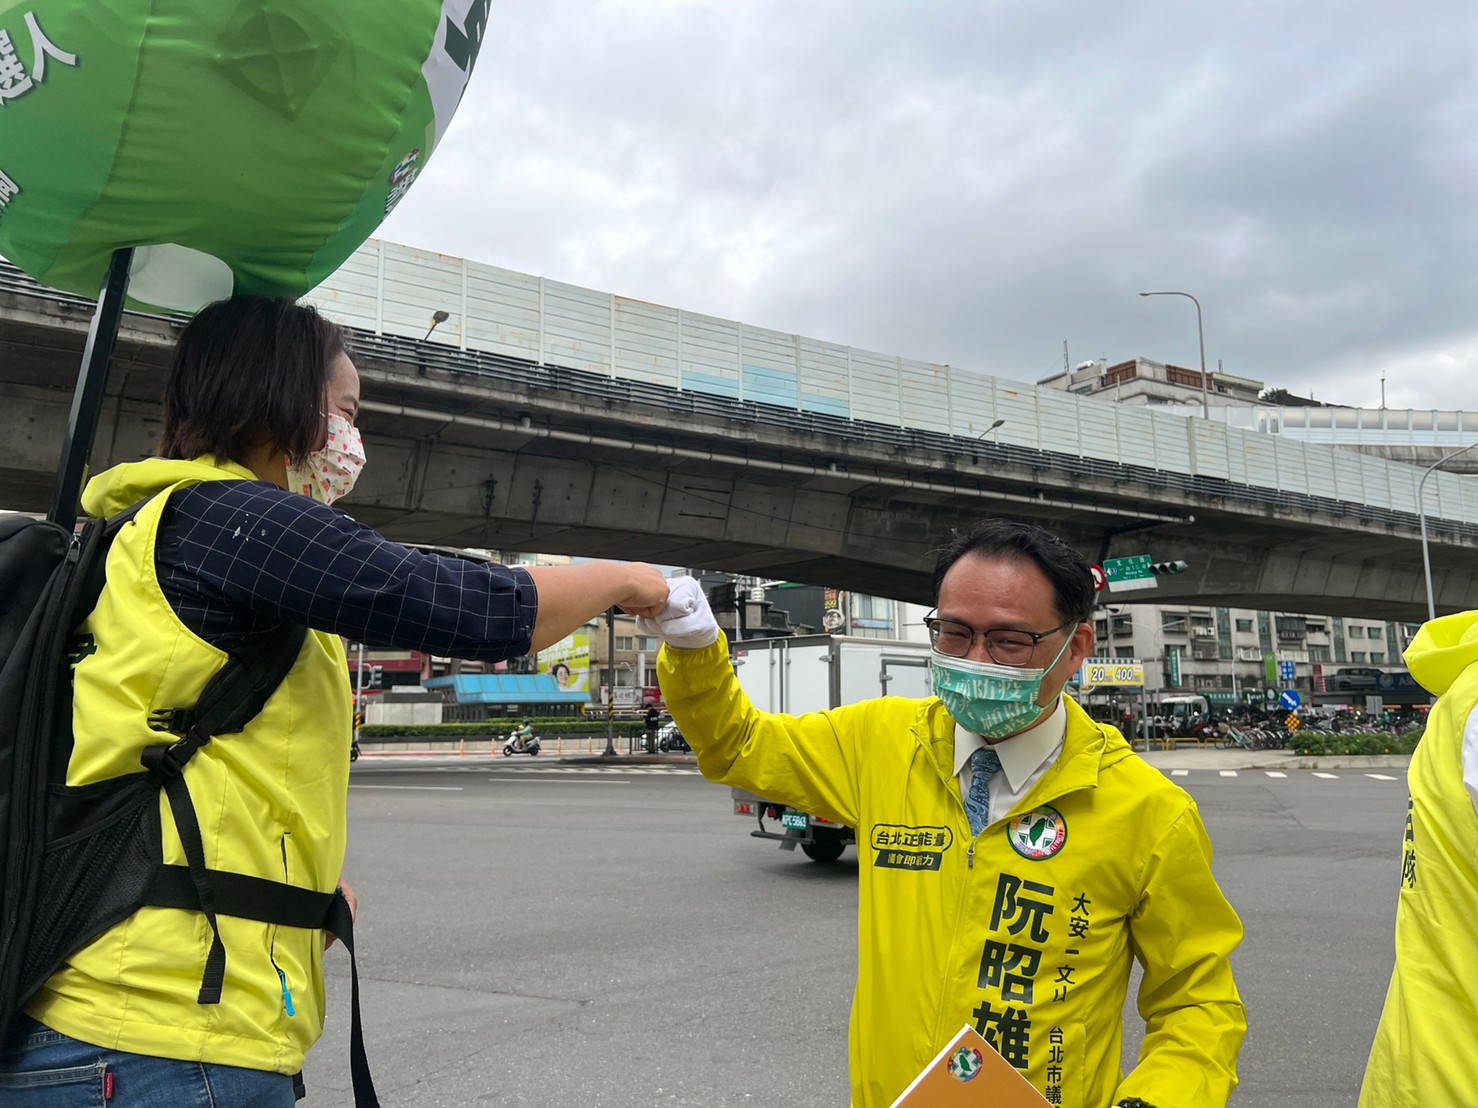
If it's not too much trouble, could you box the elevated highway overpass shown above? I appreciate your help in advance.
[1219,406,1478,472]
[3,247,1476,622]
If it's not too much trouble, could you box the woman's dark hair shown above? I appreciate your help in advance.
[159,295,345,464]
[931,519,1095,623]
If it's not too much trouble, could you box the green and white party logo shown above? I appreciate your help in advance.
[947,1045,984,1082]
[1006,805,1067,860]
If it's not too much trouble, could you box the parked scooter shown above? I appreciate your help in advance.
[503,723,541,756]
[656,720,690,753]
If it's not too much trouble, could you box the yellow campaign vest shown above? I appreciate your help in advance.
[660,634,1245,1108]
[28,457,352,1075]
[1360,656,1478,1106]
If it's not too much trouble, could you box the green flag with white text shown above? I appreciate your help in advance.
[0,0,488,310]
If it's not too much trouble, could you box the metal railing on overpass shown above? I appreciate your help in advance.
[342,327,1478,541]
[5,253,1478,542]
[1220,405,1478,454]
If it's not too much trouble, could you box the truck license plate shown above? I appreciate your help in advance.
[781,811,809,830]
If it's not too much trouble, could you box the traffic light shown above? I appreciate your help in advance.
[1149,560,1189,576]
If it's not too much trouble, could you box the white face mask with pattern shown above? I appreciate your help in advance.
[283,412,365,505]
[930,634,1074,738]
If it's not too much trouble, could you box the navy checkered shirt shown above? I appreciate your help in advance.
[155,481,537,659]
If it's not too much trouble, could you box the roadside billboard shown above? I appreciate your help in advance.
[1079,658,1145,686]
[823,588,847,634]
[538,629,590,692]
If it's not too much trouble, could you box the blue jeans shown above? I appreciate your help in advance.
[0,1017,296,1106]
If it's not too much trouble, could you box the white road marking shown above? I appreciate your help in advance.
[1158,768,1399,782]
[486,778,631,785]
[359,760,699,775]
[349,784,463,791]
[510,767,701,776]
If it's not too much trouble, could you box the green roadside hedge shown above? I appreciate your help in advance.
[359,718,650,739]
[1290,730,1423,757]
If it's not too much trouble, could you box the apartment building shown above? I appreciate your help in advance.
[1092,603,1421,710]
[1042,355,1420,710]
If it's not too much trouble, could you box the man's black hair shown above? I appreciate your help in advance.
[931,519,1095,623]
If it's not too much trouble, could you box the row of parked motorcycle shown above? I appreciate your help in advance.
[500,718,690,756]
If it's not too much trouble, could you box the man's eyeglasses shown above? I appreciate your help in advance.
[923,611,1077,666]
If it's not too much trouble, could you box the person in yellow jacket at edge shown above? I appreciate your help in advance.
[0,296,670,1106]
[640,520,1246,1108]
[1359,612,1478,1106]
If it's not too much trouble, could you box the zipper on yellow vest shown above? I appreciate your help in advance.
[269,834,295,1017]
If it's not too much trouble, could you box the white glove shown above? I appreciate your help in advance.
[636,576,720,649]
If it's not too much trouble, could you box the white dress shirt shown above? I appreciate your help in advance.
[954,699,1067,824]
[1464,703,1478,819]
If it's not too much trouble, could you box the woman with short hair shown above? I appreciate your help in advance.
[0,295,668,1106]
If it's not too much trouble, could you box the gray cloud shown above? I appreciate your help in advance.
[382,1,1477,411]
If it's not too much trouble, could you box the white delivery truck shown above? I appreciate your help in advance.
[727,634,934,862]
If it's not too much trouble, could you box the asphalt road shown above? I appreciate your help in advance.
[300,758,1408,1107]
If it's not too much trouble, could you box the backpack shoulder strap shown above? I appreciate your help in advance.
[140,625,309,1005]
[144,624,310,774]
[136,629,379,1105]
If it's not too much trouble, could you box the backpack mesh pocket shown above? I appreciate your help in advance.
[18,775,161,1002]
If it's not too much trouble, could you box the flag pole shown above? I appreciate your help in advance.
[48,247,134,530]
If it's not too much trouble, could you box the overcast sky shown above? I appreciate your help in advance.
[380,1,1476,411]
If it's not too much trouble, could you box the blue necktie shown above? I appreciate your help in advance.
[965,746,1003,835]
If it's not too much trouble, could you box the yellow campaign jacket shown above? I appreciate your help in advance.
[1360,612,1478,1106]
[28,457,352,1075]
[660,635,1245,1108]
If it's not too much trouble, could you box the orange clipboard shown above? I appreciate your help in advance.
[889,1024,1051,1107]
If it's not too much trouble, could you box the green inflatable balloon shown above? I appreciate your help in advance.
[0,0,487,310]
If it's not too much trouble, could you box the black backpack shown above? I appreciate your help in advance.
[0,505,379,1105]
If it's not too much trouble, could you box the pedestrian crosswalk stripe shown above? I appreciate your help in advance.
[1152,769,1402,781]
[515,766,701,776]
[352,761,701,776]
[486,777,631,785]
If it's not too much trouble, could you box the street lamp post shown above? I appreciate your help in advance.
[1139,291,1209,419]
[1418,443,1478,621]
[423,308,450,341]
[603,606,618,756]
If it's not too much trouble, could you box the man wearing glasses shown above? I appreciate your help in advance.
[641,519,1245,1108]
